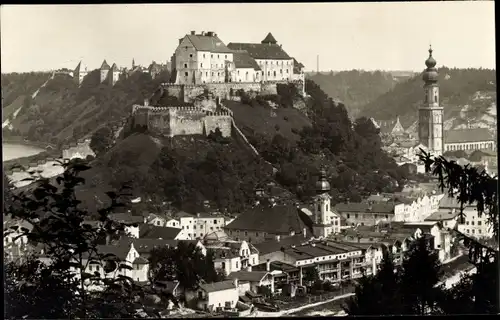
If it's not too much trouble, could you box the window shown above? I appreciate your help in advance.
[478,221,482,226]
[203,54,206,58]
[184,63,188,68]
[472,230,475,234]
[471,221,475,225]
[214,219,218,224]
[273,71,276,77]
[225,55,227,59]
[478,230,482,234]
[211,54,213,58]
[194,225,197,230]
[434,95,437,103]
[355,214,358,219]
[280,69,283,74]
[188,233,191,237]
[218,55,220,58]
[286,69,289,73]
[89,265,93,271]
[212,72,214,76]
[466,221,469,225]
[236,261,239,268]
[210,227,213,231]
[466,229,470,233]
[347,214,350,219]
[361,222,364,226]
[157,221,161,226]
[190,54,193,58]
[244,231,248,236]
[268,71,270,76]
[184,72,188,76]
[201,63,203,68]
[256,232,259,237]
[206,72,208,76]
[335,220,338,226]
[182,226,185,229]
[385,215,389,219]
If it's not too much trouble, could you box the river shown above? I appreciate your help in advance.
[2,142,45,162]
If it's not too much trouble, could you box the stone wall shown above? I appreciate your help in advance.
[148,111,171,136]
[204,115,232,137]
[161,82,262,103]
[170,107,206,136]
[261,82,278,95]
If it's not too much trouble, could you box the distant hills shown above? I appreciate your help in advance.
[358,67,496,130]
[305,70,416,118]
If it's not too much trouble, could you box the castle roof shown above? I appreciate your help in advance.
[293,58,304,74]
[110,63,119,72]
[101,60,110,70]
[444,128,494,144]
[227,42,291,60]
[232,50,261,71]
[261,32,278,45]
[185,34,233,54]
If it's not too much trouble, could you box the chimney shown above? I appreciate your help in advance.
[275,235,281,242]
[178,38,183,45]
[201,31,205,36]
[144,99,149,106]
[233,278,238,288]
[197,212,200,218]
[213,32,217,37]
[266,259,270,272]
[191,31,195,35]
[303,227,307,238]
[246,265,252,272]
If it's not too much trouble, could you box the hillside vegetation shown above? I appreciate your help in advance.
[306,70,399,118]
[2,70,171,145]
[359,67,496,128]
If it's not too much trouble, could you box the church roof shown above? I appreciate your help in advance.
[101,60,110,70]
[261,32,278,44]
[444,128,494,144]
[227,42,291,60]
[232,50,261,71]
[224,204,310,235]
[185,34,233,54]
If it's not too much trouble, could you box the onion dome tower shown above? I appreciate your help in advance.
[418,45,444,156]
[315,168,330,195]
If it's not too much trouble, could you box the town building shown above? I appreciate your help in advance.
[443,128,496,152]
[371,117,407,137]
[334,202,396,227]
[173,211,228,240]
[195,280,239,312]
[230,50,262,82]
[139,224,191,241]
[252,260,301,288]
[418,46,444,157]
[227,271,275,294]
[207,240,260,275]
[223,202,312,244]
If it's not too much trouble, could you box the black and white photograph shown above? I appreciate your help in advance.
[2,2,498,318]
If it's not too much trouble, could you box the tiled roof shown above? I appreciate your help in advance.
[199,280,235,293]
[375,119,397,134]
[139,224,182,240]
[334,202,394,214]
[109,213,144,225]
[252,261,298,273]
[227,43,291,60]
[438,196,462,209]
[185,34,233,53]
[174,211,195,218]
[110,63,119,72]
[292,57,304,72]
[425,209,460,221]
[444,128,494,143]
[228,271,269,283]
[252,235,308,255]
[224,204,310,235]
[101,60,110,70]
[132,238,177,254]
[133,257,149,264]
[232,50,261,71]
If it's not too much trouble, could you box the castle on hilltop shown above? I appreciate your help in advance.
[170,31,305,94]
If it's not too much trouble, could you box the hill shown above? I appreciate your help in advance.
[358,67,496,129]
[305,70,401,117]
[2,70,171,146]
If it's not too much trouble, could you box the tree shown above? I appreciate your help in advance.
[343,250,403,315]
[3,160,143,318]
[399,237,443,315]
[90,126,114,157]
[303,265,319,286]
[419,150,499,314]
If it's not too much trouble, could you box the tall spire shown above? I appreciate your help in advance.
[132,58,135,69]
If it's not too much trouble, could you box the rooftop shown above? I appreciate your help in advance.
[252,261,298,273]
[227,42,291,60]
[425,209,460,221]
[252,235,309,255]
[199,280,235,293]
[139,224,183,240]
[444,128,494,144]
[227,271,269,283]
[225,204,310,235]
[232,50,261,71]
[185,33,233,54]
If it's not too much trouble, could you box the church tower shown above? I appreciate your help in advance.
[419,46,444,156]
[312,169,340,238]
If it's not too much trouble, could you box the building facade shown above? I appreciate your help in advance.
[418,46,444,157]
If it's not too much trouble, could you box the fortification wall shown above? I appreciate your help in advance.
[204,115,232,137]
[148,112,171,136]
[261,82,279,95]
[161,82,262,103]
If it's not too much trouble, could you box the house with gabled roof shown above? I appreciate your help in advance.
[173,31,235,84]
[207,240,259,275]
[139,224,190,241]
[195,279,239,312]
[227,270,274,294]
[227,32,295,82]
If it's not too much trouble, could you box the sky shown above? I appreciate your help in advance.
[1,2,496,73]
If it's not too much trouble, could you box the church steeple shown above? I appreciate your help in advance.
[132,58,135,69]
[315,168,330,195]
[418,45,444,157]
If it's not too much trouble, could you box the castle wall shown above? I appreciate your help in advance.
[170,107,205,136]
[148,112,172,136]
[261,82,278,95]
[204,115,232,137]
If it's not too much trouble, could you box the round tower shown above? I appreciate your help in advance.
[418,45,444,157]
